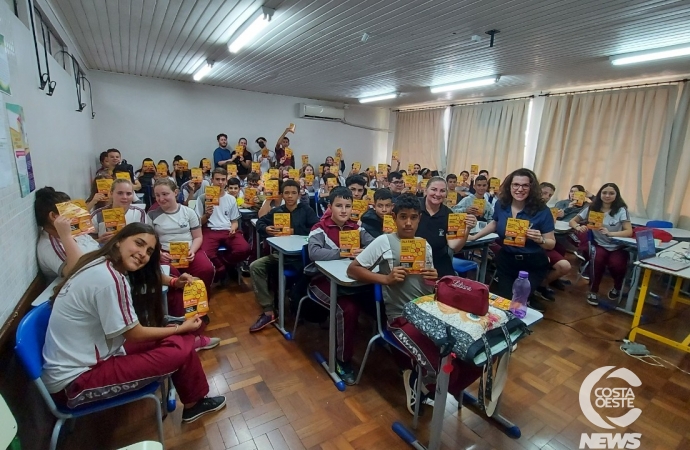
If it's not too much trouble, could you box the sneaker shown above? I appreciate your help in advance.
[549,279,567,290]
[403,369,418,416]
[336,360,356,386]
[181,396,227,423]
[535,286,556,302]
[579,263,590,281]
[528,296,546,312]
[586,293,599,306]
[608,289,620,301]
[574,251,586,262]
[249,313,276,332]
[241,262,251,277]
[195,336,221,351]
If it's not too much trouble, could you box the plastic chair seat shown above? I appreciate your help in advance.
[55,380,162,416]
[452,258,478,274]
[645,220,673,229]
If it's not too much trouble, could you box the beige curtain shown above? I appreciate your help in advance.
[533,86,677,218]
[664,82,690,228]
[392,108,446,172]
[446,99,529,179]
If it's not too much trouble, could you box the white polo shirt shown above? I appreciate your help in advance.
[42,257,139,394]
[195,192,241,231]
[91,205,151,238]
[148,205,200,251]
[37,230,101,282]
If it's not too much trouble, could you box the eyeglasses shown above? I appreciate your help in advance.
[511,183,530,191]
[391,180,404,185]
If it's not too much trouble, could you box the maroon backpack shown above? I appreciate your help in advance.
[435,276,489,316]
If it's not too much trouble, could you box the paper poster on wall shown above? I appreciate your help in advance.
[0,108,12,189]
[0,34,11,95]
[6,103,35,196]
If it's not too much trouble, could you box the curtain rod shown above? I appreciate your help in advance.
[540,78,689,97]
[394,95,534,112]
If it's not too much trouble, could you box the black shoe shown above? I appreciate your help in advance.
[586,293,599,306]
[608,289,621,301]
[549,279,567,290]
[535,286,556,302]
[528,296,546,312]
[181,396,227,423]
[336,360,356,386]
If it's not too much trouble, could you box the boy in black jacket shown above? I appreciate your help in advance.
[360,188,393,239]
[249,180,318,332]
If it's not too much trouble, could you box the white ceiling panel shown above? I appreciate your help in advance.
[49,0,690,107]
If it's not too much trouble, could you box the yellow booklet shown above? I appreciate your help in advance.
[550,207,560,222]
[274,213,291,236]
[351,199,368,221]
[334,156,341,168]
[191,168,203,183]
[573,191,586,207]
[400,238,426,274]
[269,169,279,179]
[228,166,238,178]
[377,163,388,178]
[261,172,271,182]
[301,155,309,166]
[96,178,113,198]
[289,123,296,132]
[353,161,361,171]
[205,185,220,206]
[178,160,189,171]
[327,177,338,188]
[169,242,190,268]
[261,148,269,158]
[71,199,88,210]
[489,178,500,190]
[383,215,397,233]
[244,188,257,206]
[339,230,360,257]
[404,175,417,193]
[368,165,376,174]
[587,211,605,229]
[183,280,209,319]
[408,163,415,173]
[489,293,511,311]
[234,145,244,155]
[156,163,168,177]
[115,171,131,181]
[447,213,466,240]
[285,148,293,158]
[335,148,343,158]
[289,169,300,180]
[504,218,530,247]
[366,188,375,206]
[470,164,479,176]
[201,158,211,171]
[392,150,400,161]
[472,198,486,216]
[305,174,314,186]
[444,191,458,207]
[143,160,155,171]
[252,162,261,173]
[102,207,126,233]
[265,180,279,199]
[56,201,94,236]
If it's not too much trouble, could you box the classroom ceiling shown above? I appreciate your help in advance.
[50,0,690,108]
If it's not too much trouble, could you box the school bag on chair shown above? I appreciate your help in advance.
[402,276,528,415]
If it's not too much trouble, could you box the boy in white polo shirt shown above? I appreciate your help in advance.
[195,168,251,279]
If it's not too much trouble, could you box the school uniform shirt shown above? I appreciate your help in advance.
[554,199,584,222]
[148,205,200,251]
[91,205,150,238]
[194,192,241,231]
[452,193,495,222]
[355,234,434,321]
[37,230,101,282]
[492,202,555,253]
[577,206,630,251]
[254,150,276,173]
[42,257,139,393]
[308,216,375,262]
[416,198,456,277]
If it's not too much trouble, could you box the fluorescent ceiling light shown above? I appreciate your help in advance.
[228,7,275,54]
[193,61,213,81]
[610,43,690,66]
[430,76,500,93]
[359,92,398,103]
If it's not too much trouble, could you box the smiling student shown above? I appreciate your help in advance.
[42,223,226,422]
[345,175,367,200]
[91,179,150,243]
[452,174,494,222]
[361,189,393,239]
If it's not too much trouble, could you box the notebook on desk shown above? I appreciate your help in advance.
[636,229,690,272]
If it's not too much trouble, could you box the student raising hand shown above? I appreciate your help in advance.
[386,266,407,285]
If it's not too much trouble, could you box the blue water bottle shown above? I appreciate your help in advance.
[510,271,530,319]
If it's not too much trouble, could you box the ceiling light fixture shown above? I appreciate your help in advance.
[610,43,690,66]
[228,7,276,54]
[430,76,500,93]
[193,61,214,81]
[359,92,398,103]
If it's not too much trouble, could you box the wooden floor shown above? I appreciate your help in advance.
[60,256,690,450]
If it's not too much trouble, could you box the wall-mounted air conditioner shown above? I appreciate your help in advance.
[298,103,345,121]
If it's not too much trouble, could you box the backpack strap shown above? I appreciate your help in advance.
[478,323,515,415]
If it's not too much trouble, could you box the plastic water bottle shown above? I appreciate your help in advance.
[509,271,530,319]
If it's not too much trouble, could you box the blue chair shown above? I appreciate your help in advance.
[217,245,243,285]
[15,302,164,450]
[646,220,673,229]
[452,257,479,280]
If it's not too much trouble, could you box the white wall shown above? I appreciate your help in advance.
[91,71,391,171]
[0,3,95,324]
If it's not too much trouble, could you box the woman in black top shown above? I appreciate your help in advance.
[415,177,477,277]
[172,155,190,187]
[233,137,253,178]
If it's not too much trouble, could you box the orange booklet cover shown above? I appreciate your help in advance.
[244,188,257,206]
[305,174,314,186]
[444,191,458,207]
[269,169,279,179]
[264,180,279,199]
[178,160,189,171]
[339,230,360,257]
[201,158,211,171]
[169,242,190,268]
[504,218,529,247]
[383,215,397,233]
[472,198,486,216]
[573,191,586,207]
[183,280,209,319]
[205,186,220,206]
[351,199,368,221]
[274,213,292,236]
[56,202,94,236]
[115,172,131,181]
[377,163,388,178]
[447,213,466,240]
[404,175,417,193]
[470,164,479,176]
[587,211,604,229]
[550,207,560,222]
[400,239,426,274]
[252,162,261,173]
[96,179,113,198]
[191,168,203,183]
[102,207,126,233]
[301,155,309,166]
